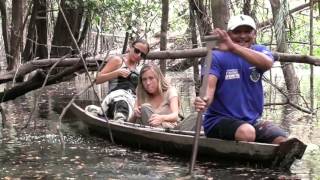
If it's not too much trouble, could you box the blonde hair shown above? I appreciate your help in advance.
[137,63,169,104]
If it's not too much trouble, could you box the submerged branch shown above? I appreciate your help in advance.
[263,77,313,114]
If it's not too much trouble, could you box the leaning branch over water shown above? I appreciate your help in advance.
[0,62,84,102]
[0,57,101,83]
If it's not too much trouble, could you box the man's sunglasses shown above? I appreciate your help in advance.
[133,47,147,59]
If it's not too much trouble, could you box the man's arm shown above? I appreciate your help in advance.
[231,44,273,71]
[213,28,273,71]
[194,75,217,112]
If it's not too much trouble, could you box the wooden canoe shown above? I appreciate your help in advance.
[69,102,307,169]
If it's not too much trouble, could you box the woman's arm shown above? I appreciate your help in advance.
[129,99,141,123]
[160,96,179,122]
[95,56,130,84]
[148,87,179,126]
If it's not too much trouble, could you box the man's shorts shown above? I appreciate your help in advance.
[206,118,288,143]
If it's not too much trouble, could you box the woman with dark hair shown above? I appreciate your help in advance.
[129,63,179,129]
[94,39,150,121]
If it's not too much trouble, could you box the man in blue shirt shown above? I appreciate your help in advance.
[194,14,287,144]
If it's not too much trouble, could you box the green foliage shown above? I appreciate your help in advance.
[58,0,320,53]
[167,1,189,35]
[77,0,190,39]
[79,0,162,38]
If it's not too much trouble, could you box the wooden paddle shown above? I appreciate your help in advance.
[189,35,218,174]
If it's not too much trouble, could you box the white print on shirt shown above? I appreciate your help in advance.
[249,67,261,82]
[225,69,240,80]
[262,50,270,55]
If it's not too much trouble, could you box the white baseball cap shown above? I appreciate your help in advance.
[227,14,256,31]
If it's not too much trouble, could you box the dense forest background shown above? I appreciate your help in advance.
[0,0,319,122]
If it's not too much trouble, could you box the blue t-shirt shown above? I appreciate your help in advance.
[203,44,274,136]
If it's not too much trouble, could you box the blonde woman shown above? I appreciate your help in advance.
[130,63,179,129]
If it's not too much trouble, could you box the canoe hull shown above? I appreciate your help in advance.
[69,102,307,169]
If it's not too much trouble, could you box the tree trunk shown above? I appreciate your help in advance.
[8,0,24,70]
[270,0,300,126]
[0,0,10,64]
[211,0,230,29]
[50,0,84,57]
[22,0,48,62]
[22,1,37,62]
[160,0,169,75]
[121,13,132,54]
[35,0,48,59]
[122,30,130,54]
[189,0,214,94]
[309,0,314,111]
[93,18,101,56]
[188,0,200,95]
[189,0,212,37]
[242,0,251,15]
[77,12,91,50]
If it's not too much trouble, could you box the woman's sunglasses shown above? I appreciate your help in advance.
[133,47,147,59]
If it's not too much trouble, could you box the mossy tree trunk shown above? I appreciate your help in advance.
[270,0,301,126]
[50,0,84,57]
[160,0,169,75]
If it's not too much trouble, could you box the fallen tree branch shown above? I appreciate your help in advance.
[0,48,319,84]
[0,57,102,83]
[0,48,319,83]
[0,61,83,103]
[0,47,319,102]
[274,52,320,65]
[148,48,320,65]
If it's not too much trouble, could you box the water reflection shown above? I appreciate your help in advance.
[0,135,299,180]
[0,81,319,179]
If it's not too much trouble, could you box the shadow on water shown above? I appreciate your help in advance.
[0,78,319,179]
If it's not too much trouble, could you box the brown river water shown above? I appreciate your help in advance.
[0,77,319,179]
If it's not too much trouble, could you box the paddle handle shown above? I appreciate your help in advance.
[189,35,218,174]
